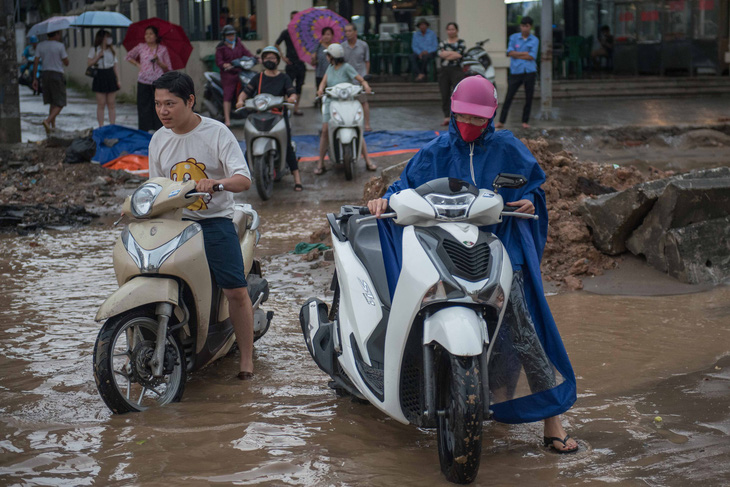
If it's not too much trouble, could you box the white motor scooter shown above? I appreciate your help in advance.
[323,82,368,181]
[300,175,537,484]
[241,94,294,200]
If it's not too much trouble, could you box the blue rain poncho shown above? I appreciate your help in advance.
[377,117,576,424]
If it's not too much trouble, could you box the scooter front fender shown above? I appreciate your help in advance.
[96,277,179,322]
[251,137,276,156]
[336,127,357,145]
[423,306,486,356]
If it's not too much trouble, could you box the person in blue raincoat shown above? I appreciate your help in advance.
[367,76,579,454]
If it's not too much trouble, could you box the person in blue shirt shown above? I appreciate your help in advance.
[410,18,438,82]
[496,16,539,129]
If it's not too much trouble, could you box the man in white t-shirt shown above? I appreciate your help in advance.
[148,71,256,380]
[32,30,69,134]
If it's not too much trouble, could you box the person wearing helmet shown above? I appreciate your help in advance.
[315,43,376,175]
[236,46,303,191]
[215,24,254,126]
[367,76,579,454]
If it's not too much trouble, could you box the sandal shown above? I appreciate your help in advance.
[366,163,377,172]
[237,371,254,380]
[314,166,327,175]
[294,110,304,116]
[543,435,579,454]
[294,183,303,191]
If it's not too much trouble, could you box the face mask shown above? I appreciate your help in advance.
[106,38,113,46]
[456,120,489,142]
[263,60,277,70]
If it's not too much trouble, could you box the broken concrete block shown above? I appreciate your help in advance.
[664,217,730,284]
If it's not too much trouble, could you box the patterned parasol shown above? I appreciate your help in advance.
[287,7,347,65]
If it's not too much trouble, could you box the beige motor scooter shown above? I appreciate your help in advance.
[93,177,273,414]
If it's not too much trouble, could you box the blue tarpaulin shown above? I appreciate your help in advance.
[92,125,152,165]
[238,129,443,160]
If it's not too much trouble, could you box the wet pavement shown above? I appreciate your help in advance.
[4,84,730,486]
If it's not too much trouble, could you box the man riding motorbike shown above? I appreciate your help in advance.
[236,46,303,191]
[368,75,579,454]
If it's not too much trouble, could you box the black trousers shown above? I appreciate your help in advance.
[438,65,465,117]
[283,111,298,172]
[410,52,436,76]
[498,72,536,124]
[137,82,162,132]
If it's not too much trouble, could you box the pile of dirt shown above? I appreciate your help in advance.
[523,138,669,290]
[0,141,136,232]
[314,138,670,291]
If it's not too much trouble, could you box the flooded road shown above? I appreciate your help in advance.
[1,199,729,486]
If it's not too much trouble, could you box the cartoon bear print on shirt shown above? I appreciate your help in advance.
[170,158,208,211]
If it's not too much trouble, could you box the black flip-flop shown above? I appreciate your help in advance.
[294,183,303,191]
[314,166,327,175]
[543,435,579,454]
[237,371,254,380]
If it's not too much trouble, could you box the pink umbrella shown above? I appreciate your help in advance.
[287,7,347,65]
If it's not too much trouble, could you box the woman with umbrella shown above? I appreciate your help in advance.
[125,25,171,132]
[215,24,254,127]
[88,30,121,127]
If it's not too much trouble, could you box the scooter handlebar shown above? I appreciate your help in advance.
[501,211,539,220]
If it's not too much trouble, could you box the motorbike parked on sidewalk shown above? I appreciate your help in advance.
[202,56,257,122]
[323,82,369,181]
[462,39,496,86]
[240,93,294,200]
[93,178,273,414]
[300,175,536,483]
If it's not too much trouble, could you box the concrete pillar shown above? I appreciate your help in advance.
[1,0,21,143]
[130,0,139,22]
[439,0,508,89]
[168,0,180,25]
[257,0,310,45]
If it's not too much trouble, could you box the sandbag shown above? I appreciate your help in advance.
[65,137,97,164]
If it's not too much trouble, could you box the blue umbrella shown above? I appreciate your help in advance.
[28,16,77,36]
[70,11,132,28]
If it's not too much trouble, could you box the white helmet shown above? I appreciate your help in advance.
[326,43,344,59]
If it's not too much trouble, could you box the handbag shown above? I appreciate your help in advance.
[85,65,98,78]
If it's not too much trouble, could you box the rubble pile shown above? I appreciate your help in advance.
[0,141,135,232]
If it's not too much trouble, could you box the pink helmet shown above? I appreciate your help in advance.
[450,76,499,119]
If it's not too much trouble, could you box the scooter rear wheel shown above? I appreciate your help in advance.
[93,307,186,414]
[436,353,483,484]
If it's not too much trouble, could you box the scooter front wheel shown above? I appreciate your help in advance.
[93,307,186,414]
[436,353,483,484]
[254,153,274,200]
[342,142,355,181]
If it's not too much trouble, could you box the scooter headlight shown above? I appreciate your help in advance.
[254,94,272,111]
[354,107,363,122]
[331,108,344,124]
[130,182,163,218]
[241,59,255,69]
[424,193,476,221]
[336,87,350,99]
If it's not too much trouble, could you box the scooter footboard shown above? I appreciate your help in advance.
[423,306,486,356]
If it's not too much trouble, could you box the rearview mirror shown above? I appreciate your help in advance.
[492,173,527,191]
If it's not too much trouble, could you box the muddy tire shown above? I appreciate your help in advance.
[93,307,186,414]
[436,353,483,484]
[343,142,355,181]
[254,153,274,200]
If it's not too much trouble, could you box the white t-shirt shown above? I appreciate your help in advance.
[149,116,251,220]
[87,46,118,69]
[36,40,68,73]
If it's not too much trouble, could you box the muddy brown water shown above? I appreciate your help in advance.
[1,200,729,486]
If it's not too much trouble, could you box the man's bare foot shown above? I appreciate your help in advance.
[543,416,578,453]
[440,118,449,126]
[415,74,425,81]
[522,122,530,128]
[495,122,504,129]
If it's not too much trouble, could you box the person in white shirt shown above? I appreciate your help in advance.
[32,30,69,133]
[148,71,256,380]
[87,30,121,127]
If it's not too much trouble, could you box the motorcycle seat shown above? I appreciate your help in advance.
[343,214,391,308]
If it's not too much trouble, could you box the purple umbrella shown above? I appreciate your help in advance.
[287,7,347,65]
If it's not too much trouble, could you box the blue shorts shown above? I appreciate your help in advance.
[195,217,248,289]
